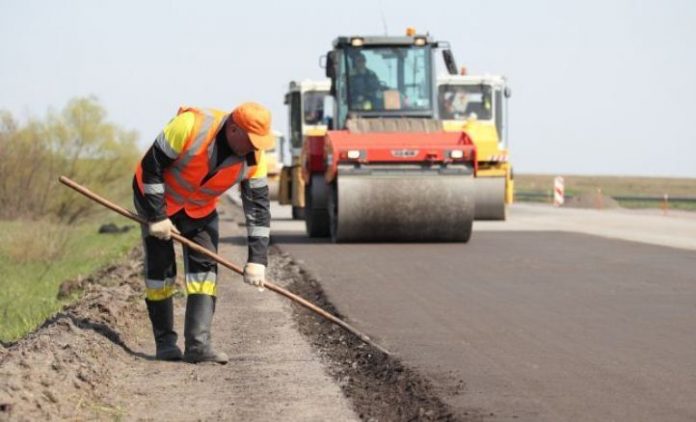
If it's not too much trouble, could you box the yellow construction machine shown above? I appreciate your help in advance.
[438,72,513,220]
[277,79,332,219]
[266,130,283,199]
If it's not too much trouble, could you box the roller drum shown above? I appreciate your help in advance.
[474,177,506,221]
[333,173,474,242]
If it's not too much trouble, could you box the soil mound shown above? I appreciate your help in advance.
[0,248,146,421]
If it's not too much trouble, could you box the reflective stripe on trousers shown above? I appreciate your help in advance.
[185,272,218,296]
[145,277,177,301]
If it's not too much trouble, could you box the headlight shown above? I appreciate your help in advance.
[347,150,361,159]
[450,150,464,159]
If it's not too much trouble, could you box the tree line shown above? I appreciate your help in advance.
[0,97,141,223]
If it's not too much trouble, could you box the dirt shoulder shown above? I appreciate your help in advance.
[1,197,467,421]
[0,203,357,421]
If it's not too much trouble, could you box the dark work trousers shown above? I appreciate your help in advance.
[135,199,220,300]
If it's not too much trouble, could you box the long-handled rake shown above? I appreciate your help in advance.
[59,176,390,356]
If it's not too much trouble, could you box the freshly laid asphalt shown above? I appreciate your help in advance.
[271,203,696,421]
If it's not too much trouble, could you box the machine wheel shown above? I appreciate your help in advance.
[328,182,338,243]
[291,206,305,220]
[304,174,331,237]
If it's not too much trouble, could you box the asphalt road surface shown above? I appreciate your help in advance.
[271,203,696,421]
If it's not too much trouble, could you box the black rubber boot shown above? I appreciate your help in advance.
[183,294,228,364]
[145,298,183,361]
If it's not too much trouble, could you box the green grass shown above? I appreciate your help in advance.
[0,218,139,343]
[616,199,696,211]
[515,174,696,211]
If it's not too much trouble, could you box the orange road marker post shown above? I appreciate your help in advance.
[553,176,564,207]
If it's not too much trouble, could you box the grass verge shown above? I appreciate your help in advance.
[515,174,696,211]
[0,218,139,343]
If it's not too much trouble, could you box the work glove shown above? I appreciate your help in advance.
[243,262,266,291]
[149,218,179,240]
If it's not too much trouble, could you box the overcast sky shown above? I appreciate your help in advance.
[1,0,695,177]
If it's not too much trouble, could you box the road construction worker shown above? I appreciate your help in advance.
[133,102,273,364]
[450,89,469,119]
[349,52,381,110]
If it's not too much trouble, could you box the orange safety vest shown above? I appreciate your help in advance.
[136,107,256,219]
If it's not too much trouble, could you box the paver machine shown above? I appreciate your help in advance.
[438,72,513,220]
[303,29,478,242]
[278,79,332,219]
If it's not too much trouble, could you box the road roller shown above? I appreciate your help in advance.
[439,72,513,220]
[301,29,478,242]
